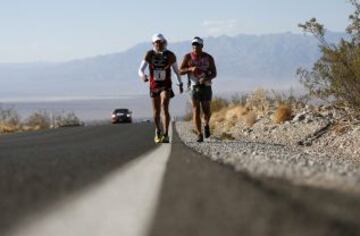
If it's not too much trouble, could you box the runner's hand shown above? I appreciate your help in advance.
[142,75,149,82]
[199,77,206,84]
[188,66,197,73]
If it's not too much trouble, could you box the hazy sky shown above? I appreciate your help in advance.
[0,0,354,63]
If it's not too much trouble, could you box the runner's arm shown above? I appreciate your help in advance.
[206,55,217,80]
[138,60,149,81]
[171,62,183,86]
[179,54,192,75]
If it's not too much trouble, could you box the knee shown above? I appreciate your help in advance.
[192,107,200,116]
[161,103,169,114]
[204,108,211,116]
[153,109,160,117]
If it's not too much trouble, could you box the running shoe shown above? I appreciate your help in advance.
[196,134,204,143]
[161,134,170,143]
[154,131,162,144]
[204,125,211,138]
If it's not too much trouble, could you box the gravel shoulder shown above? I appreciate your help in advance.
[175,120,360,194]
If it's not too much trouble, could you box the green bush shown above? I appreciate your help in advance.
[297,0,360,110]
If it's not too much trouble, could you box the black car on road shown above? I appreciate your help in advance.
[112,108,132,123]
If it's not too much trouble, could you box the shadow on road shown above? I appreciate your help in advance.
[0,123,156,235]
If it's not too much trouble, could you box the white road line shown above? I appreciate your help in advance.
[9,140,171,236]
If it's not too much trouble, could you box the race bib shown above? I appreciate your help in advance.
[154,69,166,81]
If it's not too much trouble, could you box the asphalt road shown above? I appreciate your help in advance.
[1,122,360,236]
[0,123,157,235]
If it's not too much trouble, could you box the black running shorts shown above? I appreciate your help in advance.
[191,85,212,101]
[150,87,175,98]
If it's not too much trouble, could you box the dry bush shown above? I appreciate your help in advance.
[225,105,249,121]
[220,132,235,140]
[211,104,258,131]
[25,111,51,130]
[230,93,248,106]
[224,120,237,130]
[0,107,22,133]
[331,121,352,135]
[246,88,270,116]
[273,104,292,124]
[270,89,296,107]
[53,112,82,127]
[211,97,229,113]
[269,88,311,111]
[210,106,237,132]
[211,108,226,123]
[209,97,230,129]
[183,97,229,122]
[243,111,257,127]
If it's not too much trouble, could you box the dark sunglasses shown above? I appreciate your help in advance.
[192,43,202,47]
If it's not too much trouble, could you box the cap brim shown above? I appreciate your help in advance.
[191,39,203,45]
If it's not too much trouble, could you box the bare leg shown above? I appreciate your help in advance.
[151,96,161,133]
[192,98,202,135]
[201,100,211,126]
[160,90,171,136]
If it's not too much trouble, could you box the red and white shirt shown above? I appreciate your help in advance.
[138,49,182,89]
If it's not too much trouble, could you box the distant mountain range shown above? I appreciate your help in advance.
[0,32,346,101]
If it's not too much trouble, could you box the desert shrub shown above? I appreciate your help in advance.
[25,110,51,130]
[0,106,22,133]
[246,87,270,116]
[225,105,249,121]
[297,0,360,110]
[53,112,82,128]
[220,132,235,140]
[211,108,226,123]
[243,111,257,127]
[211,96,229,113]
[272,104,292,124]
[183,97,229,121]
[230,93,248,106]
[270,88,297,106]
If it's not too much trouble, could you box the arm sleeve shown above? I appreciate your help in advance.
[171,62,183,85]
[138,60,148,78]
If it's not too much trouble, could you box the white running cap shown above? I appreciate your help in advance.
[191,36,203,45]
[152,33,166,43]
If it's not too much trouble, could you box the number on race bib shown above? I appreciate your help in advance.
[154,69,166,81]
